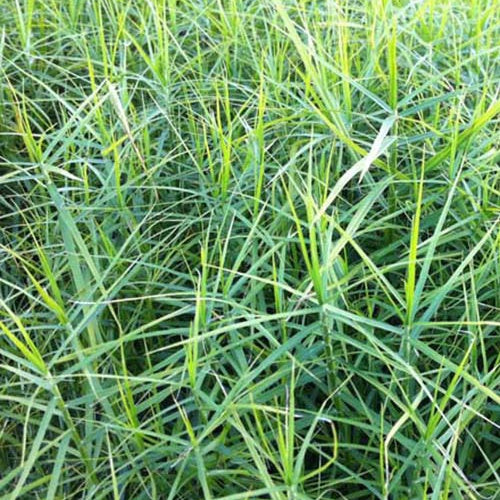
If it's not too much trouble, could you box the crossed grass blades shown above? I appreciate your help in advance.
[0,0,499,498]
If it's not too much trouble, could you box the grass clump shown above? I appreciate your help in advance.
[0,0,499,498]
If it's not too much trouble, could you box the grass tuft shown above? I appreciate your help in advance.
[0,0,499,498]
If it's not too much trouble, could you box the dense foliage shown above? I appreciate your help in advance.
[0,0,499,498]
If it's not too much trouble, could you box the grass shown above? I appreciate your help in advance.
[0,0,499,498]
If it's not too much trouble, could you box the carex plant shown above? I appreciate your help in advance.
[0,0,499,499]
